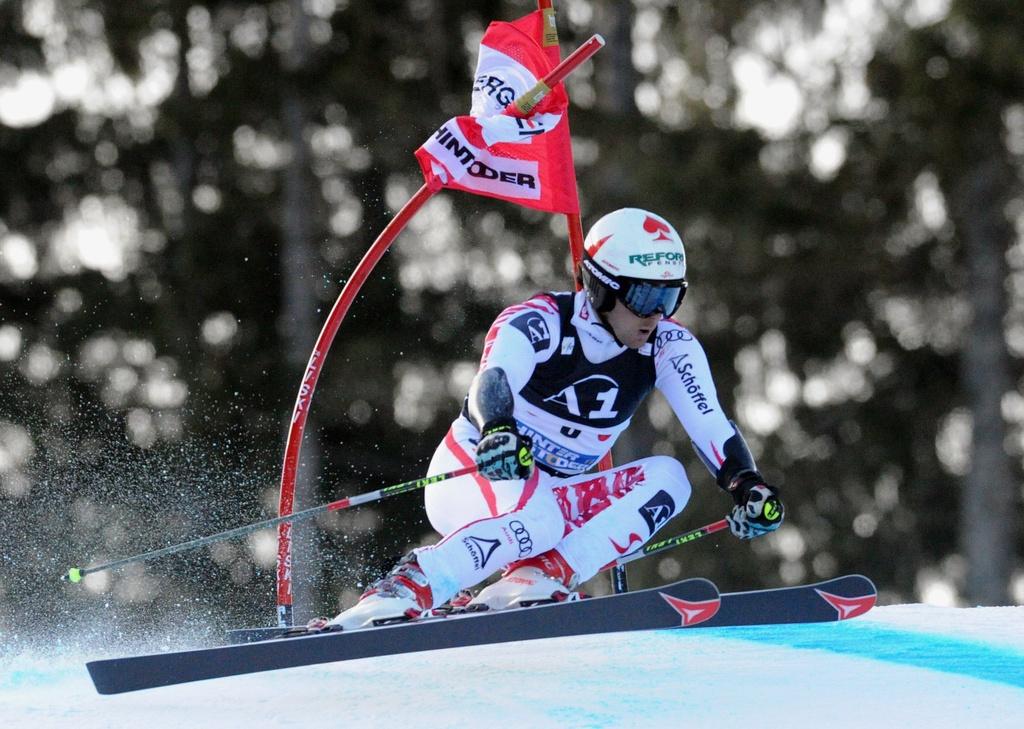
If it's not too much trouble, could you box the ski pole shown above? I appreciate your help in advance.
[609,518,730,569]
[62,464,479,584]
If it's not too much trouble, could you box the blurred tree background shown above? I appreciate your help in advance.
[1,0,1021,642]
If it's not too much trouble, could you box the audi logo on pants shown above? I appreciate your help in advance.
[508,520,533,557]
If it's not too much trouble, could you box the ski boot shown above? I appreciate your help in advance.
[309,552,434,632]
[425,590,475,618]
[468,549,580,611]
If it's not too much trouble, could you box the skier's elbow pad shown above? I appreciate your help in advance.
[468,367,514,430]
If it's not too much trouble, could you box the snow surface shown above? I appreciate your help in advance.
[3,604,1024,729]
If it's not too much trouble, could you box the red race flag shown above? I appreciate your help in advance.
[415,10,580,214]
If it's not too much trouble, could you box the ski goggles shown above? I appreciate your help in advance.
[619,278,688,318]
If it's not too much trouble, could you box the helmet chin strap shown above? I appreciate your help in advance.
[582,290,628,348]
[592,301,631,348]
[597,310,627,348]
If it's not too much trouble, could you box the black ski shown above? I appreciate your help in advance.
[87,577,720,695]
[86,574,877,695]
[701,574,876,628]
[222,573,877,645]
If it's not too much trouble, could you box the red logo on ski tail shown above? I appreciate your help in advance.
[815,589,876,620]
[643,215,673,242]
[659,592,721,626]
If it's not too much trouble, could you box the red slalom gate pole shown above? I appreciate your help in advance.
[505,35,605,117]
[274,32,607,627]
[275,183,435,627]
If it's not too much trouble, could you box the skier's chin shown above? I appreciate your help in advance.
[627,328,653,349]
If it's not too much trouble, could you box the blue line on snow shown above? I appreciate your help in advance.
[1,666,82,690]
[685,622,1024,689]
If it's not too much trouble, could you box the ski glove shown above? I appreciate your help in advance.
[476,418,535,481]
[726,476,784,540]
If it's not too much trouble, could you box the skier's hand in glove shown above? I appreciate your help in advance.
[726,476,784,539]
[476,418,534,481]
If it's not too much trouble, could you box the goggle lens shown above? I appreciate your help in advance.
[621,280,686,318]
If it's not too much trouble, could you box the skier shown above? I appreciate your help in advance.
[321,207,784,630]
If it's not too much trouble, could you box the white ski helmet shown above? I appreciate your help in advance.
[580,208,688,317]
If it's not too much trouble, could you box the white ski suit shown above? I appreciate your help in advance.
[414,290,739,606]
